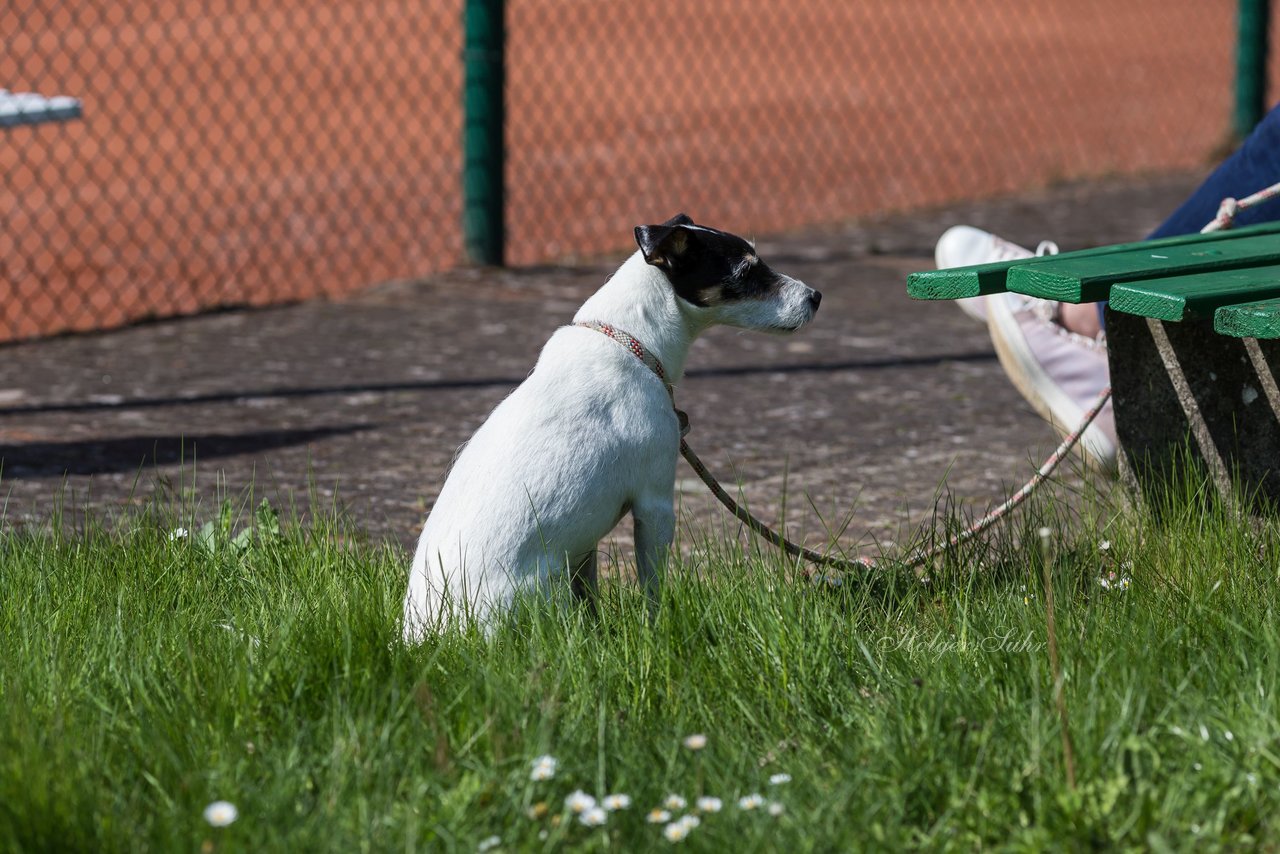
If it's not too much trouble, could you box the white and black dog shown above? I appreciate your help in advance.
[402,214,820,638]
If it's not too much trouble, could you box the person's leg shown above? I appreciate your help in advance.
[1087,105,1280,330]
[1061,302,1102,339]
[1149,104,1280,239]
[1073,105,1280,332]
[936,106,1280,472]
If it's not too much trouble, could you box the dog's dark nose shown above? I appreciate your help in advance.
[809,290,822,310]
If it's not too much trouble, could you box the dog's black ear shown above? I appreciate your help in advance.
[635,214,695,270]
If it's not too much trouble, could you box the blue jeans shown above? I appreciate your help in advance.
[1149,103,1280,239]
[1098,104,1280,327]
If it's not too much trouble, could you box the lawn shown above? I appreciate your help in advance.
[1,476,1278,851]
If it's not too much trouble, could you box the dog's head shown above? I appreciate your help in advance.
[634,214,820,332]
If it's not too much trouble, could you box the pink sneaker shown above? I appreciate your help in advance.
[986,291,1117,472]
[933,225,1059,322]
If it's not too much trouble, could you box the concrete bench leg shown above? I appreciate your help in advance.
[1107,307,1280,508]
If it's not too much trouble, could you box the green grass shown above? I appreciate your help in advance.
[2,478,1279,852]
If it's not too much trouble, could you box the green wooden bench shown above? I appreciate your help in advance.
[907,222,1280,506]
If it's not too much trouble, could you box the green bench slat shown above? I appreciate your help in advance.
[906,220,1280,302]
[1214,298,1280,339]
[1108,264,1280,322]
[907,256,1043,301]
[1007,232,1280,304]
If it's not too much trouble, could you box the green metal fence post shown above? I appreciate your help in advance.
[1235,0,1271,139]
[463,0,505,266]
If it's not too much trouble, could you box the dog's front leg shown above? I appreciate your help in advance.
[570,550,598,614]
[633,500,675,616]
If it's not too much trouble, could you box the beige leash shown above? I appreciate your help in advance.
[576,320,1106,574]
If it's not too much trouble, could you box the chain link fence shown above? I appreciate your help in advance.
[2,1,462,343]
[0,0,1259,344]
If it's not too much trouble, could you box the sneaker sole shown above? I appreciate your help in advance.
[986,298,1117,472]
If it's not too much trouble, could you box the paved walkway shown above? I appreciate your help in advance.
[0,172,1200,560]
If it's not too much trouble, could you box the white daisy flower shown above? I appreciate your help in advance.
[579,806,608,827]
[529,755,557,781]
[477,835,501,853]
[602,794,631,811]
[663,794,687,811]
[738,793,765,811]
[682,733,707,751]
[1099,540,1111,551]
[202,800,238,827]
[767,801,785,817]
[676,814,701,830]
[768,773,791,785]
[1098,572,1132,591]
[169,527,189,541]
[695,796,722,813]
[663,822,691,842]
[646,808,672,824]
[565,790,596,814]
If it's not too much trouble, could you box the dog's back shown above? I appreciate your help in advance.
[402,326,679,637]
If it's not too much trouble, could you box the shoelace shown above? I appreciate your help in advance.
[990,236,1059,262]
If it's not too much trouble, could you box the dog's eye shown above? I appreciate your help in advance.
[730,255,758,281]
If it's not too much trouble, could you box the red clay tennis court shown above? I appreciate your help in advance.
[0,0,1254,343]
